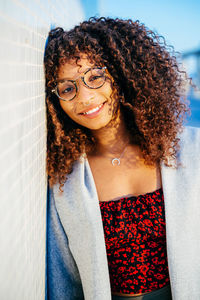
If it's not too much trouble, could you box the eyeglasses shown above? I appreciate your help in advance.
[52,66,107,102]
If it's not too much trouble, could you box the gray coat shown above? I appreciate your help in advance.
[47,126,200,300]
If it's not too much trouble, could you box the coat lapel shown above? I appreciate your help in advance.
[53,157,112,300]
[160,126,200,299]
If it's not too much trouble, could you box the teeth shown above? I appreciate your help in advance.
[83,103,103,115]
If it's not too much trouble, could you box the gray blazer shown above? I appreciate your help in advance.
[47,126,200,300]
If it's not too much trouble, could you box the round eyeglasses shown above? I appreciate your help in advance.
[52,66,107,102]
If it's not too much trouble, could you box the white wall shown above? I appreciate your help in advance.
[0,1,84,299]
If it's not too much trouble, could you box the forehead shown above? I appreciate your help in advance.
[57,56,95,80]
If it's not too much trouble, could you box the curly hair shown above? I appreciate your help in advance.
[44,17,190,190]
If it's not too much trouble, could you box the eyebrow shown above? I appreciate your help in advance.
[56,67,92,83]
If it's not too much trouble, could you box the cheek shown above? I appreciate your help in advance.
[60,102,75,118]
[105,86,119,115]
[104,84,113,99]
[58,82,117,122]
[60,100,73,114]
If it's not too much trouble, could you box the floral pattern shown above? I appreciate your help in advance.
[99,188,170,294]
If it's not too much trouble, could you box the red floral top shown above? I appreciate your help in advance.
[99,188,170,294]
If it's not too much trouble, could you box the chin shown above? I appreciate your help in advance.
[80,118,112,131]
[83,123,109,131]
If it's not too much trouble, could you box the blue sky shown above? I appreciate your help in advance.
[81,0,200,126]
[82,0,200,54]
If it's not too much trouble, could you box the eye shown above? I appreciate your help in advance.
[88,75,103,82]
[63,86,74,93]
[58,81,76,96]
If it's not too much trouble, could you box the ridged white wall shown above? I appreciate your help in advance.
[0,1,84,299]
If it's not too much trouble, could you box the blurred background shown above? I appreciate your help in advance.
[83,0,200,126]
[0,0,199,299]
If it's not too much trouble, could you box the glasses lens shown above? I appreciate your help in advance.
[84,68,106,89]
[57,81,76,101]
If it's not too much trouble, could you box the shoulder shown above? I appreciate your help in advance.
[50,156,86,195]
[178,125,200,142]
[176,126,200,163]
[178,126,200,150]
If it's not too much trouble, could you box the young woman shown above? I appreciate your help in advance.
[44,17,200,300]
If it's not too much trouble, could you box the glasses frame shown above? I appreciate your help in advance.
[51,66,107,102]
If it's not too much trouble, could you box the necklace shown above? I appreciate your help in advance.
[111,144,128,166]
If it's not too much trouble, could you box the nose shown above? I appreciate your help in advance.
[75,80,96,105]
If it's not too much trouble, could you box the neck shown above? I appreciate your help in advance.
[90,109,131,156]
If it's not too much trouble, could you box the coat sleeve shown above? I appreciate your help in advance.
[46,185,84,300]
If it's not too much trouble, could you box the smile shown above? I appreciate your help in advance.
[80,102,106,118]
[82,103,104,115]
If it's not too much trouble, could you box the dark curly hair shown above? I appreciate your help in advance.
[44,17,190,190]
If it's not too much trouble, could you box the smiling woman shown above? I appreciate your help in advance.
[56,58,116,129]
[44,17,200,300]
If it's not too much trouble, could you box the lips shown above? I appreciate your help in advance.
[79,102,106,115]
[78,101,107,119]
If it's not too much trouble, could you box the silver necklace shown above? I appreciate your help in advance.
[111,144,128,166]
